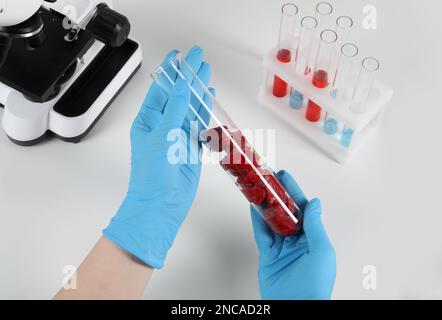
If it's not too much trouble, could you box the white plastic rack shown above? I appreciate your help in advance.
[259,47,393,164]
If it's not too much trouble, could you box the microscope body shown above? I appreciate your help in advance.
[0,0,142,145]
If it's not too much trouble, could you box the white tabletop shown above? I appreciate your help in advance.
[1,0,441,299]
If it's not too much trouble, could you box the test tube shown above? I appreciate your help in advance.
[315,2,334,29]
[340,127,354,148]
[331,43,359,100]
[153,53,303,237]
[289,16,318,109]
[310,2,334,72]
[272,3,299,98]
[333,16,353,87]
[306,29,338,122]
[324,43,358,135]
[351,57,380,114]
[0,37,12,66]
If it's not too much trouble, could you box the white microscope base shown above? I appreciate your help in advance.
[0,39,142,145]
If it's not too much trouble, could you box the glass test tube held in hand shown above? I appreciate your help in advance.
[153,54,303,237]
[289,16,318,109]
[323,43,359,135]
[272,3,299,98]
[306,29,338,122]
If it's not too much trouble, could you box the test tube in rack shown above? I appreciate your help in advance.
[309,2,334,82]
[324,43,359,135]
[315,2,334,29]
[272,3,299,98]
[306,29,338,122]
[153,53,303,237]
[335,16,354,47]
[289,16,318,109]
[259,4,393,164]
[340,57,380,147]
[351,57,380,114]
[332,43,359,101]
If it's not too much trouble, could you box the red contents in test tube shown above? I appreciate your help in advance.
[203,126,301,237]
[306,70,329,122]
[272,49,292,98]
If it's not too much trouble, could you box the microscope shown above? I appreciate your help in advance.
[0,0,142,145]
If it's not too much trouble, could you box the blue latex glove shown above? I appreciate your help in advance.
[251,170,336,300]
[104,46,215,269]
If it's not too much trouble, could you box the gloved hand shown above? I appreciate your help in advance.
[104,46,215,269]
[251,170,336,300]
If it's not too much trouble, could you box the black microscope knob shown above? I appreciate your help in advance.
[86,3,130,47]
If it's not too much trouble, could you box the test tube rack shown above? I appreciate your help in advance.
[259,47,394,164]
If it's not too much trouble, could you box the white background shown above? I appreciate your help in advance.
[1,0,441,299]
